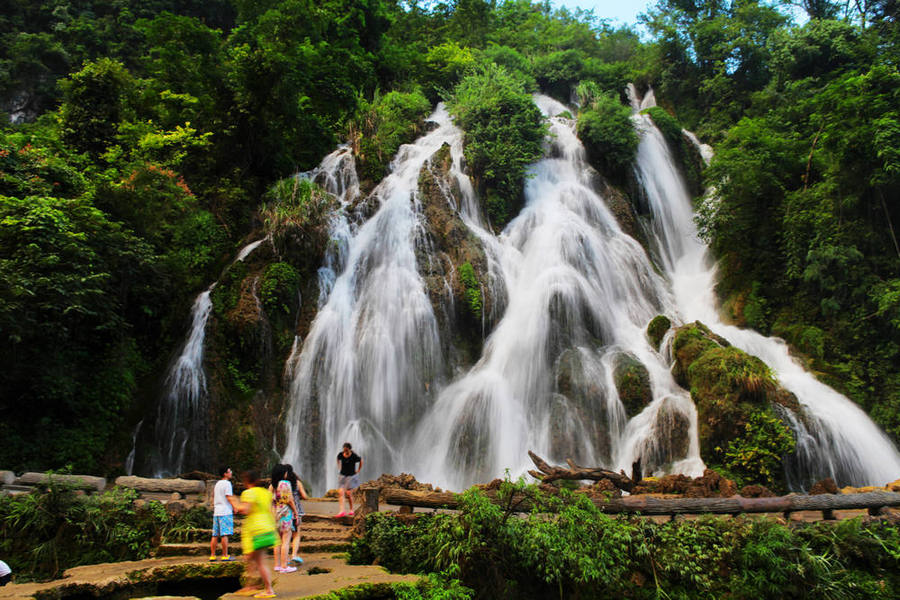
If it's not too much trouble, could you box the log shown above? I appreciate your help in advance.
[15,472,107,492]
[114,476,206,494]
[528,451,639,492]
[0,470,15,486]
[382,488,460,509]
[380,487,900,517]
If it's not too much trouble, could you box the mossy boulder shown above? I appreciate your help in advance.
[672,321,798,489]
[612,353,652,418]
[647,314,672,349]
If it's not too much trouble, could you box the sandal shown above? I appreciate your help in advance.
[253,593,277,598]
[290,556,304,564]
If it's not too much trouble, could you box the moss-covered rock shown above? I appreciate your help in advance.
[672,321,799,489]
[612,353,652,418]
[643,106,705,198]
[417,143,494,368]
[647,315,672,349]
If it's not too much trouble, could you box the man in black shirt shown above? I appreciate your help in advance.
[336,442,362,517]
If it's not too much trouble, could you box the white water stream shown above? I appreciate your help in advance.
[153,237,268,476]
[281,90,900,492]
[629,85,900,488]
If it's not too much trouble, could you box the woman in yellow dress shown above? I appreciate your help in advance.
[228,470,277,598]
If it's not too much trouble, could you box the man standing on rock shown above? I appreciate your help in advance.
[210,466,235,561]
[336,443,362,517]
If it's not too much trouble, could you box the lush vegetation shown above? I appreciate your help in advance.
[1,0,898,492]
[0,475,209,581]
[352,482,900,599]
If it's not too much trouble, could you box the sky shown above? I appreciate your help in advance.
[551,0,655,27]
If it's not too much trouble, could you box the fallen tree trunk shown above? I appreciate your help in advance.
[114,476,206,494]
[527,451,641,492]
[379,487,900,518]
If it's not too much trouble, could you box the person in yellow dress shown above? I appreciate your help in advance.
[228,470,277,598]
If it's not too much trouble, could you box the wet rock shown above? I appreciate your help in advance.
[809,477,839,495]
[553,349,611,463]
[416,143,493,368]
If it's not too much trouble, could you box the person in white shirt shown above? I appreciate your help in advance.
[0,559,11,586]
[210,466,235,561]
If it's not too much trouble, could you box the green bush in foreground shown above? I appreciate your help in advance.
[352,482,900,599]
[0,477,210,581]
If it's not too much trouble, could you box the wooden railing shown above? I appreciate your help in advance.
[358,487,900,521]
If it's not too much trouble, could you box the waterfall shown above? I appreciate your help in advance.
[151,237,267,476]
[155,286,214,477]
[282,90,899,492]
[282,109,454,491]
[284,99,705,492]
[630,88,900,488]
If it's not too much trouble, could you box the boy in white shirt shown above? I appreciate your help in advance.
[210,466,235,561]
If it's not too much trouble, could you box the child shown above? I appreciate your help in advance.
[269,465,298,573]
[210,466,235,561]
[229,470,277,599]
[285,464,310,565]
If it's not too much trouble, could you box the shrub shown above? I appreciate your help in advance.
[576,91,638,183]
[0,478,169,581]
[449,64,545,230]
[350,88,432,182]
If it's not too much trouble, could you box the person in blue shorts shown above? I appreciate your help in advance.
[210,466,235,561]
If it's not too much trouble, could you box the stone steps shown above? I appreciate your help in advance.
[157,513,354,556]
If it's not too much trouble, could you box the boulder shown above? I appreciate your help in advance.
[15,472,106,492]
[613,353,652,418]
[0,470,15,485]
[646,315,672,350]
[114,476,206,494]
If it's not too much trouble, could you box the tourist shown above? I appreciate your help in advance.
[210,466,235,561]
[0,559,11,586]
[336,442,362,517]
[285,464,310,565]
[229,470,277,599]
[269,465,298,574]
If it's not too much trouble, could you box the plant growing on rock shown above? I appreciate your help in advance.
[575,83,638,184]
[449,64,545,230]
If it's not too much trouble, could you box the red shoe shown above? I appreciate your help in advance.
[335,511,346,517]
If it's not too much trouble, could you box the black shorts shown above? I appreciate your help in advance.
[0,573,11,586]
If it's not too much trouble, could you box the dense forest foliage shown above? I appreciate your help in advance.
[1,0,898,477]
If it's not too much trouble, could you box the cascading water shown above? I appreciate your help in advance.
[408,95,704,491]
[629,85,900,487]
[282,88,899,492]
[282,110,454,490]
[284,98,706,492]
[152,238,268,476]
[155,286,214,477]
